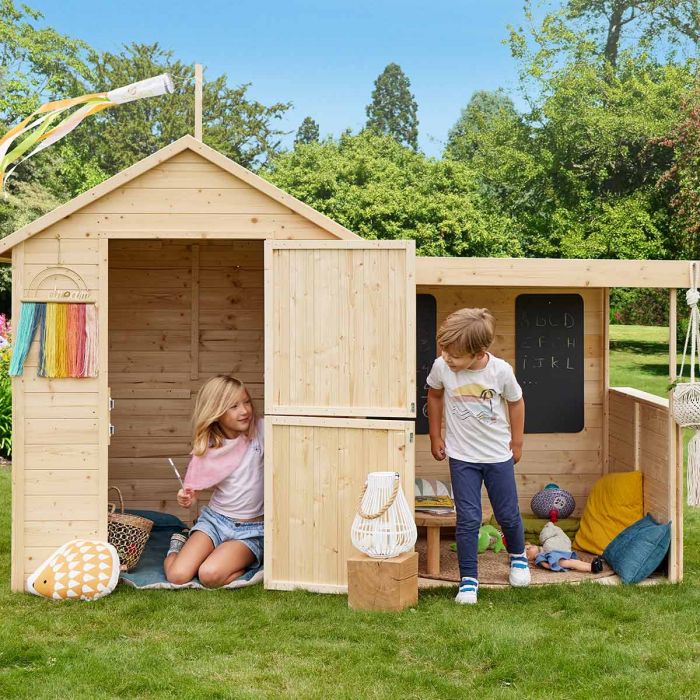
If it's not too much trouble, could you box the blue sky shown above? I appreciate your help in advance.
[29,0,532,157]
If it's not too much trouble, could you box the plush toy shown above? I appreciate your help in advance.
[478,524,505,553]
[539,522,572,553]
[530,483,576,520]
[449,525,506,554]
[27,539,120,601]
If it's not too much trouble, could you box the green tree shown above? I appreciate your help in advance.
[0,0,91,124]
[75,43,291,173]
[503,1,696,259]
[511,1,700,78]
[657,93,700,260]
[567,1,700,61]
[264,131,519,257]
[295,116,320,145]
[0,1,105,241]
[365,63,418,150]
[445,90,518,161]
[517,57,689,258]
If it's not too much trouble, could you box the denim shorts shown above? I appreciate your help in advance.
[191,506,264,568]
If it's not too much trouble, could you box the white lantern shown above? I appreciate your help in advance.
[351,471,417,558]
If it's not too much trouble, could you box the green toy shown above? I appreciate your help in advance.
[450,525,505,554]
[478,524,505,553]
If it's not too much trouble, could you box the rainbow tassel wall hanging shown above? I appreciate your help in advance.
[10,302,98,378]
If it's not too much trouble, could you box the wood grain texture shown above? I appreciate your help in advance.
[264,418,414,592]
[415,284,604,516]
[267,241,415,417]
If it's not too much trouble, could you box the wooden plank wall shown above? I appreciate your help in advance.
[266,242,415,417]
[608,387,680,580]
[608,388,673,522]
[608,390,637,474]
[13,234,108,589]
[101,150,340,521]
[264,417,414,593]
[38,150,341,241]
[415,285,605,517]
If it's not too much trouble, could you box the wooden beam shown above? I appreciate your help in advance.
[668,288,682,582]
[97,236,109,541]
[11,243,25,592]
[416,257,693,289]
[194,64,203,141]
[190,244,200,380]
[602,288,610,473]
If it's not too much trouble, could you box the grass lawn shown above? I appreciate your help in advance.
[1,326,700,699]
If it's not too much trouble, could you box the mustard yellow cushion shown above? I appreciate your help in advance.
[573,471,643,555]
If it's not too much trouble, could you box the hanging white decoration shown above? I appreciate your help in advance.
[671,262,700,506]
[351,471,417,559]
[1,74,174,190]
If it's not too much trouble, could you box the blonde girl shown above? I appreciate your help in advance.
[164,375,264,587]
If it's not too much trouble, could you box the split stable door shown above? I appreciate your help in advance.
[264,240,416,592]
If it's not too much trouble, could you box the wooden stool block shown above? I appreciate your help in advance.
[347,551,418,612]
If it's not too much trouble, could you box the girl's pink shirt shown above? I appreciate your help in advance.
[205,418,264,520]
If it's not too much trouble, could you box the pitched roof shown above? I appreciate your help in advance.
[0,134,358,257]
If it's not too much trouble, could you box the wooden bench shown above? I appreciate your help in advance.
[414,511,457,576]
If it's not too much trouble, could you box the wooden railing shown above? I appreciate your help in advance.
[608,387,683,581]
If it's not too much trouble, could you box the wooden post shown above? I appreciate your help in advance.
[194,64,203,141]
[190,244,200,380]
[668,288,681,582]
[10,243,25,592]
[602,287,610,473]
[426,526,441,576]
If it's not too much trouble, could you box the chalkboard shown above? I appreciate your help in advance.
[416,294,437,434]
[515,294,584,433]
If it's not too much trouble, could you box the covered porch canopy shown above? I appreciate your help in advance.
[414,255,688,583]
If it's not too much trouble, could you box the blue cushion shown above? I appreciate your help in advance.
[603,514,671,584]
[125,509,186,529]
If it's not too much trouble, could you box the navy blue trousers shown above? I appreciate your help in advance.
[449,457,525,580]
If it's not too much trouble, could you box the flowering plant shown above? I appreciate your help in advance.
[0,314,13,458]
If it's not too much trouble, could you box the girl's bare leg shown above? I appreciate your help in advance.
[197,540,256,588]
[164,531,215,584]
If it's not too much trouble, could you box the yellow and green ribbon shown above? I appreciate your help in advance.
[1,74,174,190]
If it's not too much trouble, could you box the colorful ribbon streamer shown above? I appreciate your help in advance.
[1,74,174,189]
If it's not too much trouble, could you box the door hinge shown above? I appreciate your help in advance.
[410,402,415,413]
[409,432,414,443]
[109,398,115,411]
[109,424,116,436]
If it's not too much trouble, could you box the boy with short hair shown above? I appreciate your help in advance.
[427,307,529,604]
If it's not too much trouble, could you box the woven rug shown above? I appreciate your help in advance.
[416,536,614,585]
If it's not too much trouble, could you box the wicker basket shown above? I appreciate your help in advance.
[107,487,153,571]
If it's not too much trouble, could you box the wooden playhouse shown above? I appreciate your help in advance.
[0,134,687,593]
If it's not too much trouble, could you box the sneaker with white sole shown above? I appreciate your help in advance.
[455,577,478,604]
[509,553,531,587]
[166,528,190,556]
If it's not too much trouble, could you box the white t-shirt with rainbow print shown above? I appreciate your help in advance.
[426,353,522,463]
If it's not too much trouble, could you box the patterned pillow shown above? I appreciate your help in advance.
[415,478,453,499]
[27,539,120,601]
